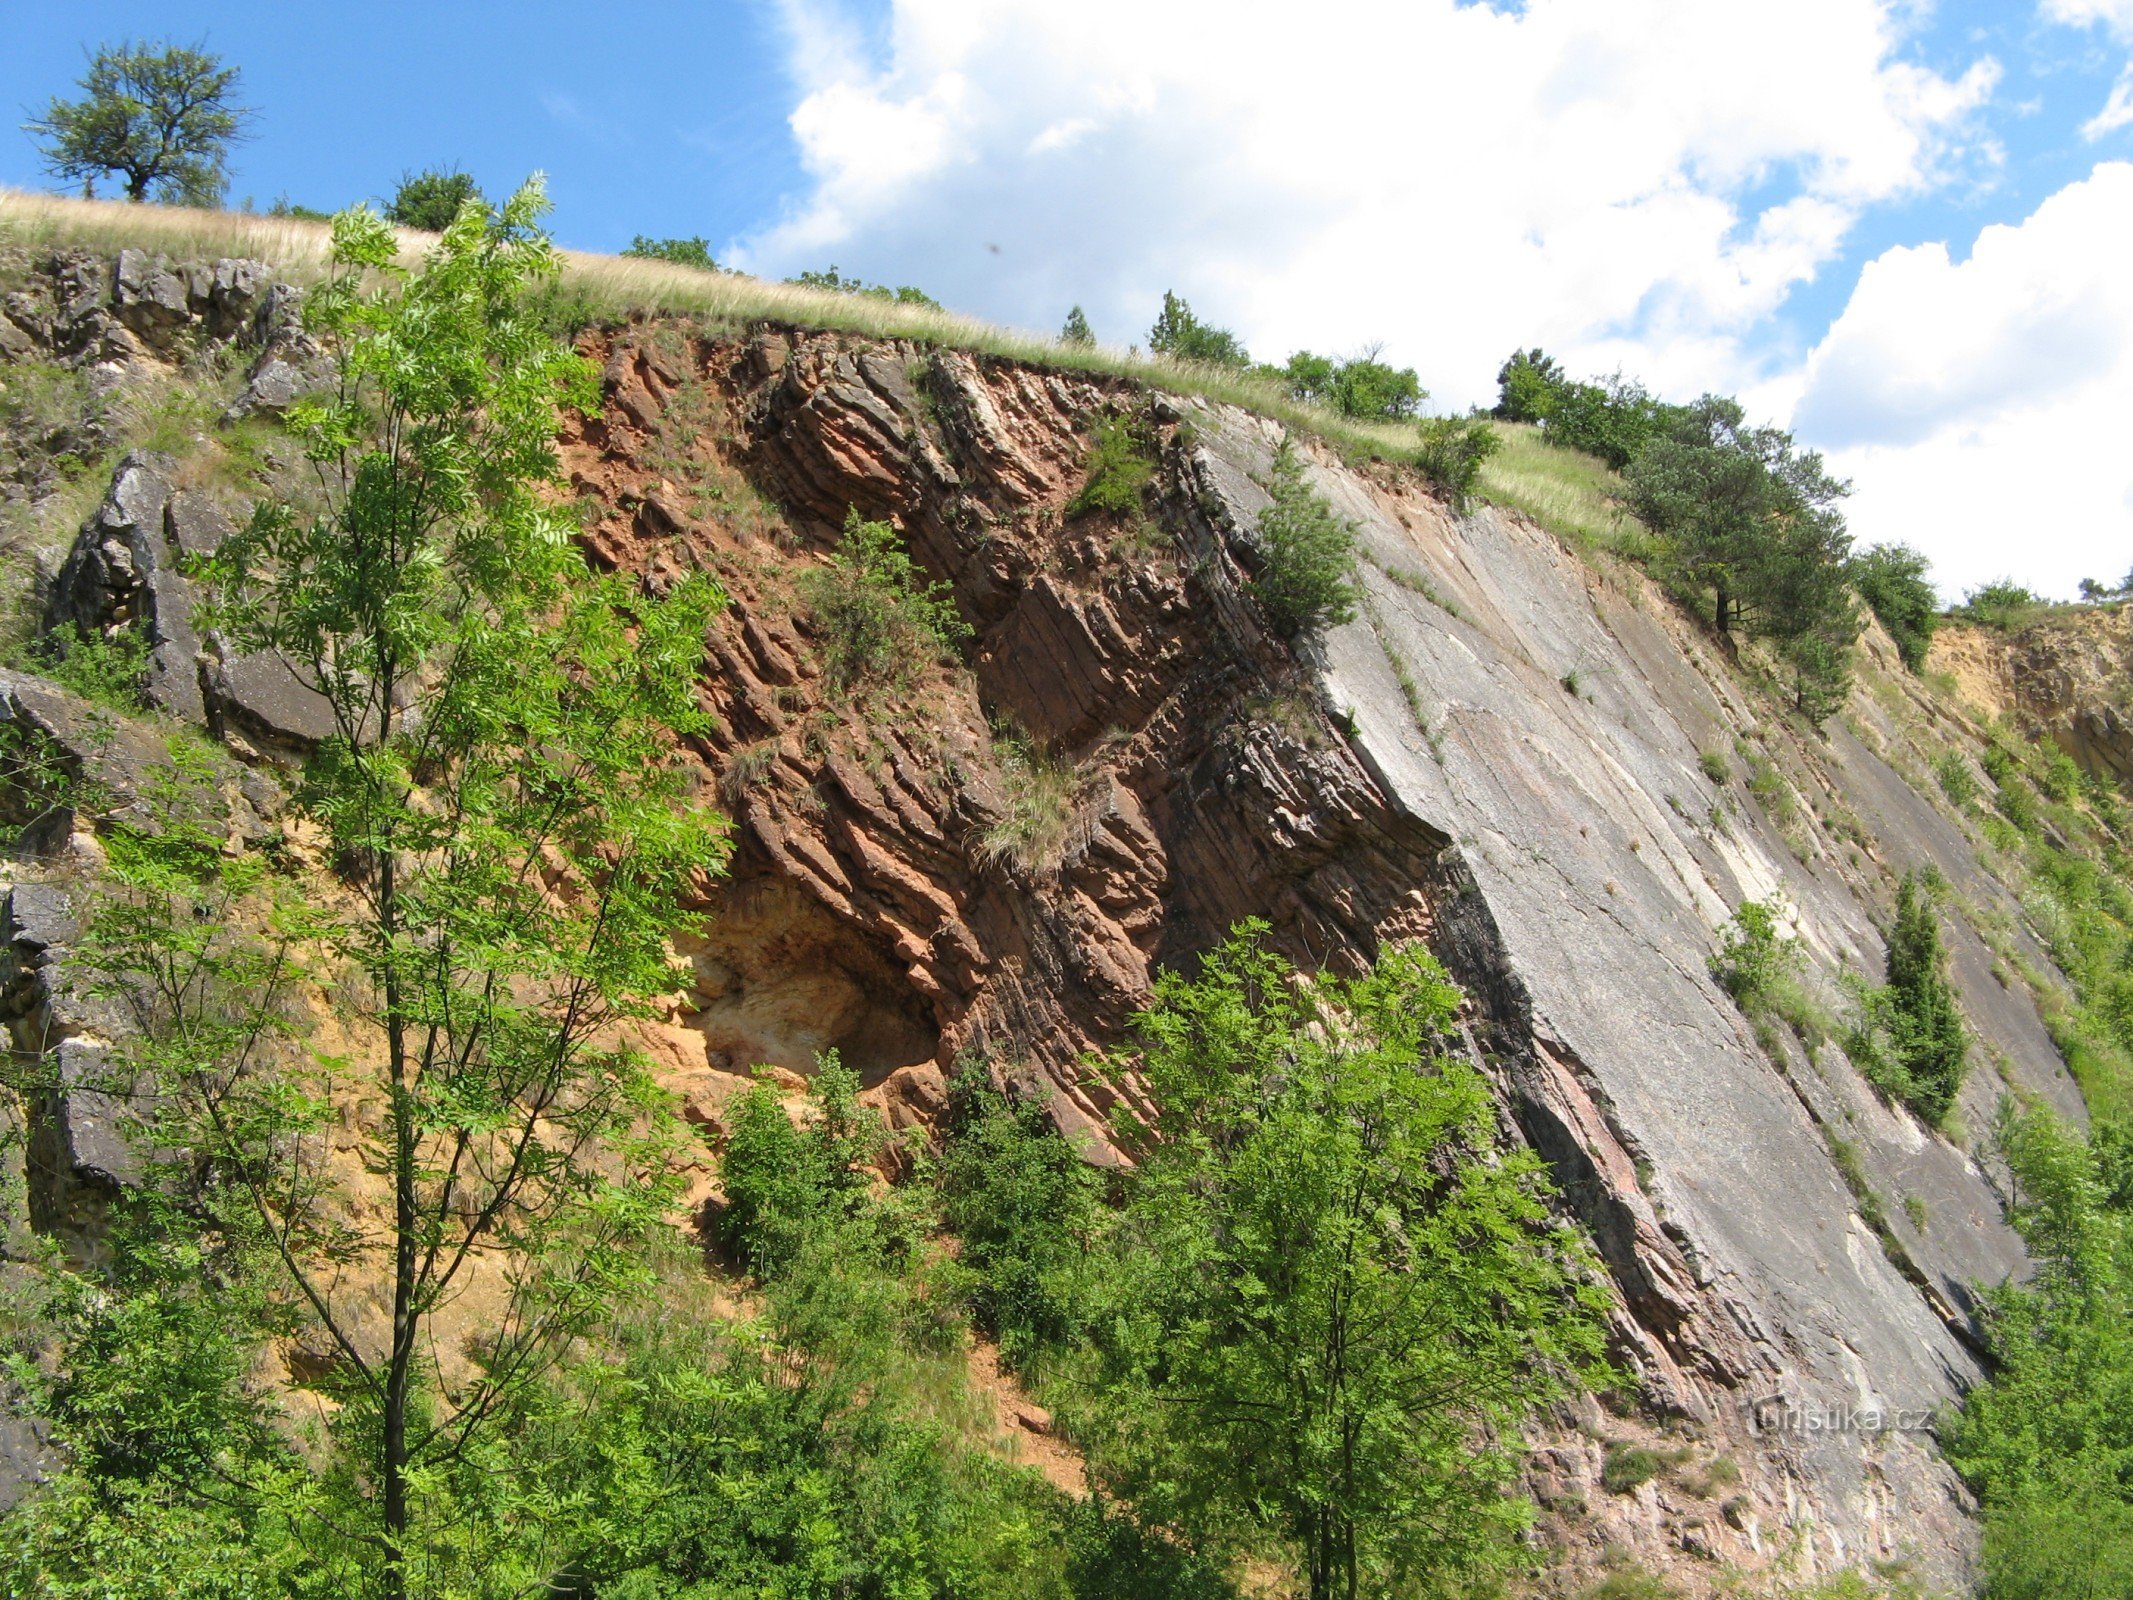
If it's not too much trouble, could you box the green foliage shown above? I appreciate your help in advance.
[1492,348,1565,424]
[1850,542,1939,672]
[1845,873,1968,1124]
[621,234,719,271]
[1599,1444,1671,1495]
[935,1063,1103,1365]
[1946,1105,2133,1599]
[266,195,332,221]
[9,623,150,711]
[1081,923,1610,1600]
[26,39,250,205]
[1414,413,1501,510]
[1935,751,1979,809]
[719,1054,883,1277]
[383,165,487,231]
[1147,291,1249,368]
[1954,579,2045,631]
[1711,898,1800,1014]
[1059,305,1095,346]
[798,509,971,691]
[124,179,730,1597]
[1625,394,1859,717]
[1266,348,1424,421]
[1698,747,1730,785]
[787,265,943,309]
[1249,439,1358,638]
[1067,416,1154,519]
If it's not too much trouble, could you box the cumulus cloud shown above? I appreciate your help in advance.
[1797,163,2133,599]
[734,0,1996,405]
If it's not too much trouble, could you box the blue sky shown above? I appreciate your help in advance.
[6,1,2132,598]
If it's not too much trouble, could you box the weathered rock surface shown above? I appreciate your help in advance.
[1932,605,2133,787]
[556,322,2088,1589]
[39,452,338,763]
[1,883,141,1253]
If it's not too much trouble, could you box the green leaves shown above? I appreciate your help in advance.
[798,509,970,692]
[1082,925,1609,1600]
[1248,439,1358,639]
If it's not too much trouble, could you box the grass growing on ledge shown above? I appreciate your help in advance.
[0,190,1625,558]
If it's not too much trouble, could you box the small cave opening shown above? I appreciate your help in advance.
[674,870,939,1089]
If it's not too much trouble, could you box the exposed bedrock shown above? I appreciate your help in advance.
[557,323,2078,1585]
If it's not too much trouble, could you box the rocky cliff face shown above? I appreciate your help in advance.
[549,321,2083,1589]
[0,248,2103,1591]
[1933,606,2133,789]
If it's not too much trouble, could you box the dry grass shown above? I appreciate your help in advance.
[1475,421,1632,550]
[0,189,1625,554]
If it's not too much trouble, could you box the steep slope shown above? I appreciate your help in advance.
[0,236,2106,1592]
[554,320,2079,1588]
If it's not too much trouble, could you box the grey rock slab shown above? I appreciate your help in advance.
[1181,404,2077,1584]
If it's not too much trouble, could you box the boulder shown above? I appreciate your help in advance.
[42,451,208,724]
[0,669,278,848]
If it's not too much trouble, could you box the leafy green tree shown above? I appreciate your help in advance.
[1060,304,1096,346]
[1625,395,1852,648]
[25,39,251,205]
[1414,413,1501,511]
[1249,438,1358,637]
[1083,925,1609,1600]
[1947,1105,2133,1600]
[82,181,728,1600]
[1543,372,1686,470]
[1882,871,1968,1121]
[1148,290,1250,368]
[621,233,719,271]
[384,165,486,231]
[1492,348,1565,423]
[1850,542,1939,672]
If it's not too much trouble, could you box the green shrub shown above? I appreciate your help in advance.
[1954,579,2045,631]
[1712,898,1799,1013]
[718,1054,879,1276]
[1936,752,1979,808]
[11,624,151,712]
[1414,414,1501,510]
[1265,348,1424,421]
[934,1064,1102,1365]
[385,166,486,231]
[1147,290,1249,368]
[1699,747,1730,784]
[1249,439,1358,638]
[1068,417,1154,519]
[798,510,971,691]
[621,235,720,272]
[1600,1444,1670,1494]
[786,265,943,309]
[1850,542,1938,672]
[1059,305,1095,346]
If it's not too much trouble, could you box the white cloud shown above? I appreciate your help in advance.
[1795,163,2133,599]
[733,0,1996,406]
[2040,0,2133,139]
[2043,0,2133,35]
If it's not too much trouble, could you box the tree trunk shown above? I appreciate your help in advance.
[1714,579,1731,637]
[381,843,415,1600]
[125,171,148,202]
